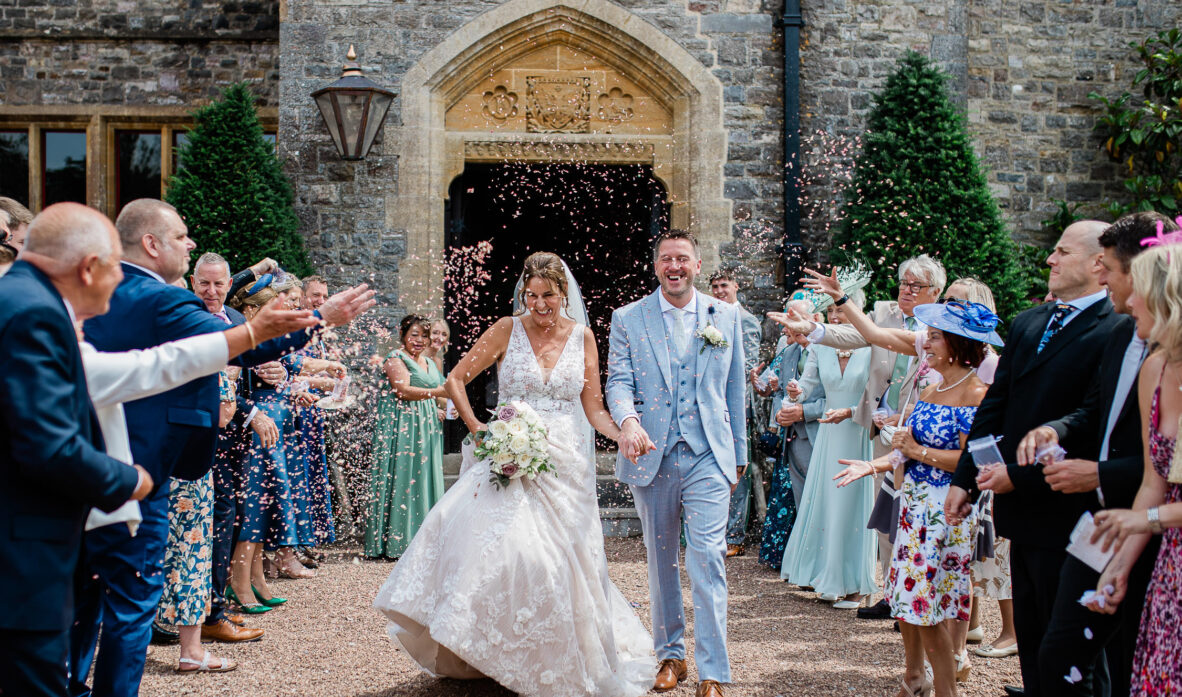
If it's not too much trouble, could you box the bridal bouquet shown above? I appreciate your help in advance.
[473,401,555,489]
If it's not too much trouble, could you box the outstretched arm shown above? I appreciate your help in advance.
[445,317,514,434]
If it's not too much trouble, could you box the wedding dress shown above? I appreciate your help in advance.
[373,316,655,697]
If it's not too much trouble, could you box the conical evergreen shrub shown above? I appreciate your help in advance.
[833,52,1026,320]
[166,83,312,276]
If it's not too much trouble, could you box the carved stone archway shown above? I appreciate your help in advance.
[395,0,730,310]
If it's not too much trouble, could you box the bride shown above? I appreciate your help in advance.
[373,252,655,696]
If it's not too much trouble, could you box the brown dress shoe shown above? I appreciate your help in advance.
[725,544,745,558]
[696,680,726,697]
[653,658,687,692]
[224,612,248,627]
[201,619,264,643]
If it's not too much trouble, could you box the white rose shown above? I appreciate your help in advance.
[507,419,527,436]
[488,420,510,438]
[703,326,724,343]
[514,454,532,468]
[493,450,514,465]
[510,434,530,454]
[523,409,540,426]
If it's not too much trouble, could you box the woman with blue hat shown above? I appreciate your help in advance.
[833,299,1002,697]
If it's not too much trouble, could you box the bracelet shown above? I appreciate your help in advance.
[1148,506,1163,534]
[834,294,850,307]
[920,447,928,464]
[244,321,258,349]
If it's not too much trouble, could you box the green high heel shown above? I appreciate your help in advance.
[252,585,287,607]
[225,585,271,614]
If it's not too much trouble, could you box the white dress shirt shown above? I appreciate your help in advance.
[121,260,166,284]
[658,290,698,354]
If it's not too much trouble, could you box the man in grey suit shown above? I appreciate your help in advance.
[768,299,825,508]
[795,255,945,618]
[607,230,747,697]
[709,269,764,558]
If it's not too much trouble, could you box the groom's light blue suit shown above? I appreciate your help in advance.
[606,288,747,684]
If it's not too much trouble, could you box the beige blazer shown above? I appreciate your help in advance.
[814,300,923,440]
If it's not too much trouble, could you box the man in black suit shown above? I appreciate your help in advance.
[1014,212,1179,697]
[0,203,153,697]
[947,220,1123,697]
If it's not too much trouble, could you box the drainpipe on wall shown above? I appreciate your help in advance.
[778,0,804,293]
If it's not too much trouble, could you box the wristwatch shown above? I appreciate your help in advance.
[834,294,850,307]
[1147,506,1163,534]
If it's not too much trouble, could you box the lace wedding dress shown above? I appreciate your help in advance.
[373,317,655,697]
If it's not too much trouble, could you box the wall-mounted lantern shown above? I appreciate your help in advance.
[311,45,396,160]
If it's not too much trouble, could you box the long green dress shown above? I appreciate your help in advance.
[364,350,445,558]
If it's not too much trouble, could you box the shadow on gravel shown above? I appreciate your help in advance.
[356,675,515,696]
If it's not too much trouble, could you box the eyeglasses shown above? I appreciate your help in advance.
[939,296,967,304]
[899,280,933,292]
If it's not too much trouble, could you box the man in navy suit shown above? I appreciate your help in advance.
[0,203,153,697]
[71,199,374,697]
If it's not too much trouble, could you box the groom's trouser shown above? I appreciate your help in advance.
[724,468,751,545]
[630,442,732,684]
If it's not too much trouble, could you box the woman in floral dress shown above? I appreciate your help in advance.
[1091,243,1182,696]
[833,300,1002,697]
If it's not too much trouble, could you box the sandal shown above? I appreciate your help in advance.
[176,649,237,674]
[899,677,932,697]
[278,563,316,579]
[973,642,1018,658]
[955,651,971,682]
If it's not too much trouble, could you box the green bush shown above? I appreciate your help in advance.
[832,52,1027,321]
[166,83,312,276]
[1090,28,1182,219]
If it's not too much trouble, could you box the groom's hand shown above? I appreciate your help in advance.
[619,417,655,464]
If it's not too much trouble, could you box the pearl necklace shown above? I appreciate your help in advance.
[836,349,853,359]
[935,369,975,393]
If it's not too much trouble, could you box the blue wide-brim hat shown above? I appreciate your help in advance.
[914,301,1004,346]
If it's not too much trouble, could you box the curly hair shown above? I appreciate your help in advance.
[516,252,568,311]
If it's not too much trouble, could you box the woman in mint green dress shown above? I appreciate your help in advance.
[364,315,447,559]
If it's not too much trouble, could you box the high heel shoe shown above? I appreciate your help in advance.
[899,677,933,697]
[225,585,271,614]
[252,585,287,607]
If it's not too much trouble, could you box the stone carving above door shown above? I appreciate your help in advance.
[525,76,590,133]
[481,85,519,121]
[597,87,635,127]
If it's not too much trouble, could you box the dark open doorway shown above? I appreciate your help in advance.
[442,161,669,453]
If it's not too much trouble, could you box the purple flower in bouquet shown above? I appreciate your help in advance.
[501,463,519,478]
[497,404,518,422]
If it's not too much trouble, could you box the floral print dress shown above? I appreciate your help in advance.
[888,400,978,625]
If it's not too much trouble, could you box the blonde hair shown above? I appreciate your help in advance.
[946,277,996,312]
[1133,245,1182,361]
[516,252,568,311]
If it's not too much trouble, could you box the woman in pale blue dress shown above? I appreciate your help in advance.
[780,300,878,606]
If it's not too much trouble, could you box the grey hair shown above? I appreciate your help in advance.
[193,251,230,277]
[847,288,866,310]
[946,277,996,312]
[898,254,947,294]
[786,298,813,316]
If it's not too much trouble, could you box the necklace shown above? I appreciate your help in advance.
[935,369,974,393]
[836,349,853,359]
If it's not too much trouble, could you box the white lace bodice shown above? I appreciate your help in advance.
[499,316,585,415]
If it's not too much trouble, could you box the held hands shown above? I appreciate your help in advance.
[819,407,852,424]
[618,418,656,464]
[1090,508,1151,554]
[834,459,875,487]
[130,465,154,501]
[1017,426,1059,466]
[776,403,804,426]
[945,485,973,526]
[317,284,378,328]
[252,412,280,450]
[1043,459,1100,494]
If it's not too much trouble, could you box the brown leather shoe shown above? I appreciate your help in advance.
[696,680,726,697]
[201,619,264,643]
[224,612,248,627]
[653,658,687,692]
[725,544,745,558]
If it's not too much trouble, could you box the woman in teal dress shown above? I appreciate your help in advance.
[780,299,879,606]
[364,315,447,559]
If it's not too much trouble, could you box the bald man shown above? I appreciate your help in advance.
[947,220,1122,697]
[0,203,153,697]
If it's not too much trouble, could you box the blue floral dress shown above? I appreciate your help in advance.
[889,400,978,625]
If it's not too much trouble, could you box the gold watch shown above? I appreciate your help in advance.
[1147,506,1163,534]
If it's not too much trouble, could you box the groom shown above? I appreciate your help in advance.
[607,230,747,697]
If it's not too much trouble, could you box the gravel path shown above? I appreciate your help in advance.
[140,538,1019,696]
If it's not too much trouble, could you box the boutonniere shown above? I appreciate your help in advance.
[697,305,728,353]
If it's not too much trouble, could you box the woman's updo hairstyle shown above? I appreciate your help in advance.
[400,314,432,341]
[516,252,568,311]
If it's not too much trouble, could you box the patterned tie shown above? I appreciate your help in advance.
[886,316,918,409]
[1037,303,1075,353]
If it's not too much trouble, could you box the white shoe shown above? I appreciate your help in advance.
[818,593,838,602]
[832,599,862,610]
[966,625,985,644]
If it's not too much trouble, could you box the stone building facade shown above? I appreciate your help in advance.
[2,0,1180,319]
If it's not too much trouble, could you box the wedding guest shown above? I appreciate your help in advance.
[0,197,31,277]
[364,314,447,559]
[297,274,339,552]
[758,297,825,568]
[835,300,1000,697]
[780,292,879,609]
[947,220,1123,697]
[1028,212,1180,697]
[425,317,451,374]
[1089,239,1182,697]
[710,268,763,557]
[0,203,151,697]
[793,255,945,620]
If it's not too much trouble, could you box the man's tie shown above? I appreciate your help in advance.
[1037,303,1075,353]
[886,316,919,409]
[670,309,689,356]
